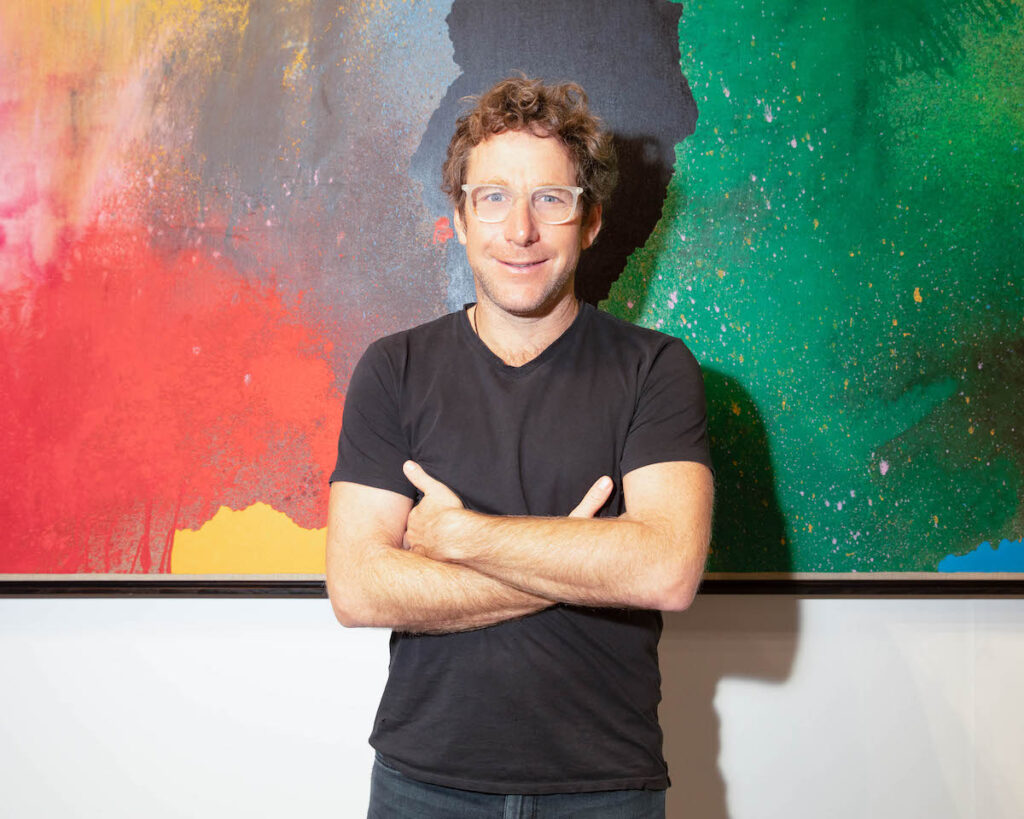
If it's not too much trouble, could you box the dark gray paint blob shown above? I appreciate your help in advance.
[411,0,697,308]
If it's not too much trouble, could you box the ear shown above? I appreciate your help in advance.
[580,203,602,250]
[453,207,468,245]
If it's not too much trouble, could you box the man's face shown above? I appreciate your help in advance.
[453,129,602,318]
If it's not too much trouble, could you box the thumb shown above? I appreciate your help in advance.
[403,460,443,494]
[568,476,613,518]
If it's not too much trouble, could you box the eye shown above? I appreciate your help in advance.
[477,186,511,204]
[533,187,573,205]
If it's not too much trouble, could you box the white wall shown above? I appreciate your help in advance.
[1,595,1022,818]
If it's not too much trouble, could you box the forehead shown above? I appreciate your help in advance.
[465,129,576,184]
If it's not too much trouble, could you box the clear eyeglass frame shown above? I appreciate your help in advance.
[461,184,585,225]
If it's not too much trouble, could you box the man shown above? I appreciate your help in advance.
[326,76,714,817]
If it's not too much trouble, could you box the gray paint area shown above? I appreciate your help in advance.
[184,1,458,380]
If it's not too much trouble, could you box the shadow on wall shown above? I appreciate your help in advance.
[703,370,793,574]
[661,374,798,818]
[660,596,800,819]
[410,0,696,310]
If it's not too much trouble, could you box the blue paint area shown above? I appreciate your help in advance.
[938,539,1024,573]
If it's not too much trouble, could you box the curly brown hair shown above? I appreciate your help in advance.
[442,76,618,216]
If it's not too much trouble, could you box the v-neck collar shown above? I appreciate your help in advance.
[459,302,592,377]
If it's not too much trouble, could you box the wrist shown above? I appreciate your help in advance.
[436,508,481,563]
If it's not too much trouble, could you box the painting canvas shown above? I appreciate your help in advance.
[1,0,1021,587]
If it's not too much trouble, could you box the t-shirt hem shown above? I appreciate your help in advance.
[375,751,669,795]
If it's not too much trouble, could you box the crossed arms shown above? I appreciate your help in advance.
[325,459,713,634]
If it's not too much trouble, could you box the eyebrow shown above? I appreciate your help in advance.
[472,180,572,188]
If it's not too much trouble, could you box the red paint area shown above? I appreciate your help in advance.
[432,216,455,244]
[0,226,343,573]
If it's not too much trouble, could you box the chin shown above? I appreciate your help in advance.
[490,290,563,318]
[478,275,575,319]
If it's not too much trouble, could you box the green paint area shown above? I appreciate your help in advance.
[605,0,1024,572]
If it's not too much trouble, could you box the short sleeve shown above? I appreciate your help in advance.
[620,338,712,476]
[329,341,416,498]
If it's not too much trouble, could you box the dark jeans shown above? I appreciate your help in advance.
[368,756,666,819]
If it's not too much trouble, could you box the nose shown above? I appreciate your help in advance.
[503,195,539,246]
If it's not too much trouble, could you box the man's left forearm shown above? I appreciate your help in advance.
[424,510,703,610]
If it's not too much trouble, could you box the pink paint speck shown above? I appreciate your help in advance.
[879,460,890,476]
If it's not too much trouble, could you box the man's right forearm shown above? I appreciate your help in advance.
[327,481,551,634]
[329,542,554,634]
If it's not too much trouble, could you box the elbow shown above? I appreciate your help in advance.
[332,602,369,629]
[329,598,365,629]
[647,551,705,612]
[654,575,700,612]
[326,582,377,629]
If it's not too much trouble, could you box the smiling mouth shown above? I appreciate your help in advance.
[500,259,546,270]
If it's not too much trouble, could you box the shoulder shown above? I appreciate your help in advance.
[370,310,462,350]
[360,311,463,365]
[586,305,684,347]
[347,311,463,399]
[583,306,702,373]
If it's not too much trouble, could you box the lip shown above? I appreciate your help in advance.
[497,258,547,271]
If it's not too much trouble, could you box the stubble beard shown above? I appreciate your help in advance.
[472,261,578,320]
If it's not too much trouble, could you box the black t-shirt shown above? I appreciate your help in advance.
[331,303,711,794]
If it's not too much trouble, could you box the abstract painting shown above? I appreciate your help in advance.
[2,0,1021,582]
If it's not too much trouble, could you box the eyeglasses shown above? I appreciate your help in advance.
[461,184,584,225]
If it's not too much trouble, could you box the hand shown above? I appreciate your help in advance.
[402,463,614,561]
[402,461,465,559]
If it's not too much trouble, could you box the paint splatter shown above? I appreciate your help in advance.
[939,539,1024,572]
[432,217,455,244]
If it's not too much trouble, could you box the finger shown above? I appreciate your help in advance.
[568,476,613,518]
[403,461,445,495]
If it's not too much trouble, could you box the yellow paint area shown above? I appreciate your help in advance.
[4,0,252,90]
[171,503,326,574]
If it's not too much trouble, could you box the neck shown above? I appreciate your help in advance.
[471,295,579,367]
